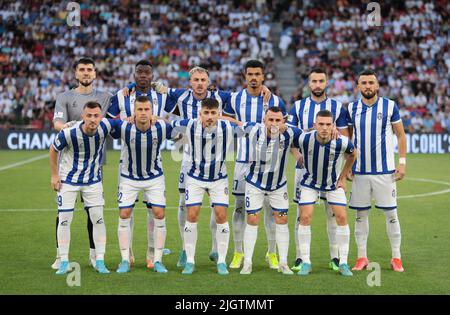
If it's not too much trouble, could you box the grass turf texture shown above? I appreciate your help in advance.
[0,150,449,294]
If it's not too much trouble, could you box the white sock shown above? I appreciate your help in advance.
[232,196,246,253]
[147,209,154,260]
[129,211,134,257]
[385,209,401,259]
[89,248,96,260]
[153,217,167,263]
[184,221,198,264]
[263,199,277,254]
[57,211,73,261]
[324,201,339,259]
[216,222,230,264]
[294,207,301,259]
[276,223,289,265]
[243,224,258,264]
[336,224,350,265]
[210,206,217,253]
[88,206,106,261]
[118,217,131,261]
[178,194,187,250]
[298,224,311,264]
[355,210,369,258]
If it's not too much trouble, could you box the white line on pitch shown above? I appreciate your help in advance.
[0,154,48,172]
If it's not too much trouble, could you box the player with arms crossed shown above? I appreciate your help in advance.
[52,58,111,270]
[223,59,286,270]
[295,110,357,277]
[49,101,113,275]
[347,70,407,272]
[110,96,172,273]
[287,68,350,272]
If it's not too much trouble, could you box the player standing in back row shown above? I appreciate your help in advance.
[223,59,286,270]
[347,69,407,272]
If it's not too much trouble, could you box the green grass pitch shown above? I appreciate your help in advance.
[0,150,449,294]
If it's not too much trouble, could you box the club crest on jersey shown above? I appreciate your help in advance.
[377,112,383,120]
[152,137,158,145]
[72,101,77,108]
[130,137,136,144]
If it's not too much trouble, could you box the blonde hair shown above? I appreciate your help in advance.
[189,66,209,78]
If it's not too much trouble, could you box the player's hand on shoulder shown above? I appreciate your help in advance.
[395,164,406,181]
[279,123,287,133]
[150,115,158,125]
[125,115,135,124]
[346,170,354,182]
[51,175,61,191]
[151,81,168,94]
[62,120,76,129]
[331,126,341,140]
[261,85,272,104]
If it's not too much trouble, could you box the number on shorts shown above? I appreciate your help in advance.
[179,173,184,184]
[295,188,301,201]
[185,189,189,200]
[57,195,62,207]
[234,180,239,191]
[117,192,123,202]
[245,196,250,208]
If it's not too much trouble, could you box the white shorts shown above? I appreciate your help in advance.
[232,162,250,196]
[178,160,190,193]
[57,182,104,212]
[185,176,229,208]
[349,174,397,211]
[118,175,166,209]
[293,168,326,203]
[245,183,289,214]
[298,185,347,206]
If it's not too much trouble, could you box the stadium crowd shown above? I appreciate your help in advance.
[0,0,448,133]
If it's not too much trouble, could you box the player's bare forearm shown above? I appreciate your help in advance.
[221,115,242,126]
[49,146,62,191]
[340,150,357,183]
[339,127,350,138]
[393,121,407,180]
[53,121,64,132]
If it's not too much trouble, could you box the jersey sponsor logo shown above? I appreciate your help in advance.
[377,112,383,120]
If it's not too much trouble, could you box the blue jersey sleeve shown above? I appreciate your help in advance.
[336,106,349,129]
[222,94,235,116]
[171,119,190,133]
[164,122,174,140]
[127,82,136,90]
[345,138,355,154]
[107,94,120,118]
[346,108,353,126]
[291,127,303,148]
[391,103,401,123]
[53,130,68,151]
[278,97,287,115]
[287,105,299,127]
[108,119,123,139]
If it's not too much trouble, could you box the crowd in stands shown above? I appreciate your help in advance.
[0,0,448,134]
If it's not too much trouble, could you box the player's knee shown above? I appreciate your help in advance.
[334,212,347,225]
[215,212,227,224]
[119,208,132,219]
[300,213,312,225]
[274,212,288,224]
[187,212,198,222]
[152,208,165,220]
[247,212,260,225]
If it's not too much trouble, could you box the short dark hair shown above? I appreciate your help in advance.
[316,109,334,120]
[73,57,95,70]
[244,59,265,73]
[83,101,102,110]
[135,95,152,105]
[201,98,219,110]
[357,69,377,80]
[266,106,286,116]
[309,67,327,78]
[135,59,153,69]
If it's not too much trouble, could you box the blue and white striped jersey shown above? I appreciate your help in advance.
[295,130,354,191]
[110,120,173,180]
[165,88,231,120]
[171,119,241,181]
[52,118,112,185]
[347,97,401,175]
[107,88,173,119]
[287,97,349,170]
[223,89,286,162]
[244,122,302,191]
